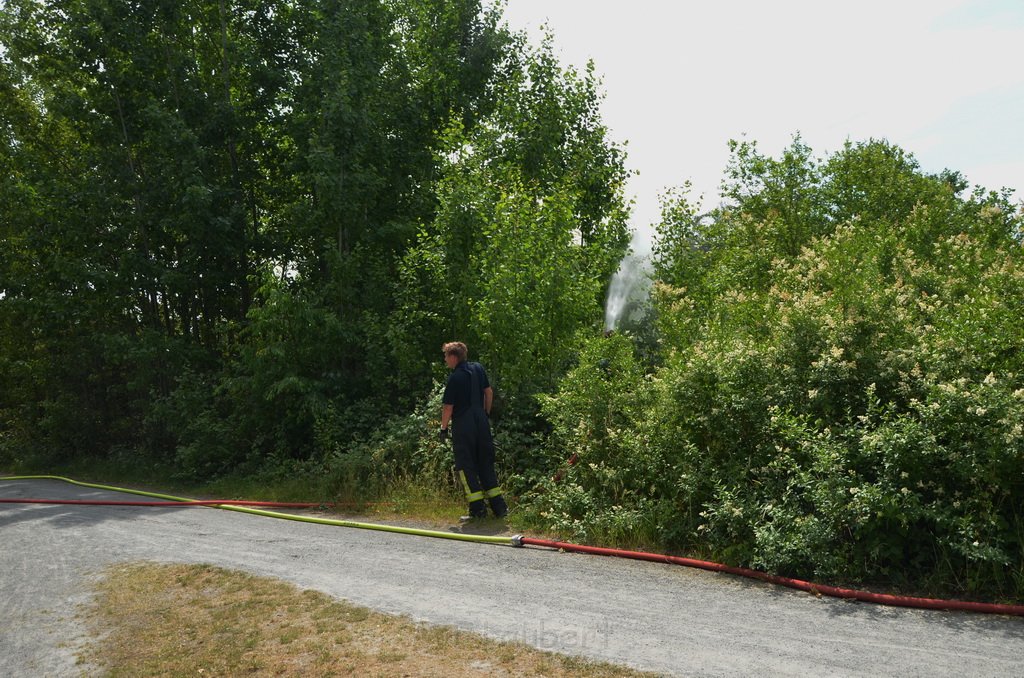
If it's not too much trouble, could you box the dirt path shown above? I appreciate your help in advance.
[2,478,1022,677]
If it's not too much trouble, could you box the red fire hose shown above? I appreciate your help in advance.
[0,498,328,508]
[516,537,1024,616]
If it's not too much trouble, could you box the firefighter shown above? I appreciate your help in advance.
[439,341,508,519]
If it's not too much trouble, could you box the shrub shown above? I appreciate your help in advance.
[530,138,1024,600]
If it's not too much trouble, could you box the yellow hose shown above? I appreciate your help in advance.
[0,475,517,546]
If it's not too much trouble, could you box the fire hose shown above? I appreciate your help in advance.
[2,474,1022,616]
[0,475,510,545]
[511,537,1024,616]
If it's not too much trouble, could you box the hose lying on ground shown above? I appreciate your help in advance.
[3,474,1023,616]
[514,537,1024,617]
[0,475,511,545]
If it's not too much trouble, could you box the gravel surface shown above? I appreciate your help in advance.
[2,478,1022,677]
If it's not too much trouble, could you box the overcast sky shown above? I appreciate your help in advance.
[500,0,1024,247]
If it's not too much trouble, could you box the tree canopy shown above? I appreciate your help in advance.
[0,0,629,472]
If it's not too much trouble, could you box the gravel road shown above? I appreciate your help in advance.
[2,478,1022,677]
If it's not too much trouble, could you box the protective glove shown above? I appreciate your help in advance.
[439,427,449,443]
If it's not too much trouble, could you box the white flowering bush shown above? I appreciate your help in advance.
[531,138,1024,599]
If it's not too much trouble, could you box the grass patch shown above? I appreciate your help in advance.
[80,562,656,677]
[198,472,472,529]
[366,475,468,523]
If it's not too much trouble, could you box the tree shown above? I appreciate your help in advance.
[393,38,631,401]
[0,0,302,461]
[0,1,632,484]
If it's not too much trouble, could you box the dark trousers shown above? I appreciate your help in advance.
[453,409,507,517]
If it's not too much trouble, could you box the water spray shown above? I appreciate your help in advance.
[604,230,653,332]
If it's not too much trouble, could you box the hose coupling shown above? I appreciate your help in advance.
[510,534,525,547]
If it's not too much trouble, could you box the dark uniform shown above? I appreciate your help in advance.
[443,361,508,518]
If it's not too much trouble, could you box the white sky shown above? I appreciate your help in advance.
[499,0,1024,248]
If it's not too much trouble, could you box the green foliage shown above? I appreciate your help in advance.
[0,2,627,506]
[6,0,1020,605]
[393,39,630,400]
[515,334,668,547]
[530,137,1024,599]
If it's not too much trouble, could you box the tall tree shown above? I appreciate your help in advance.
[394,37,631,400]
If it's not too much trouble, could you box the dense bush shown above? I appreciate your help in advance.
[523,139,1024,599]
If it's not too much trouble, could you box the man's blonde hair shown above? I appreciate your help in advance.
[442,341,468,361]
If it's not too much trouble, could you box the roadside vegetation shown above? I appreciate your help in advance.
[80,562,653,677]
[2,1,1022,603]
[521,140,1024,602]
